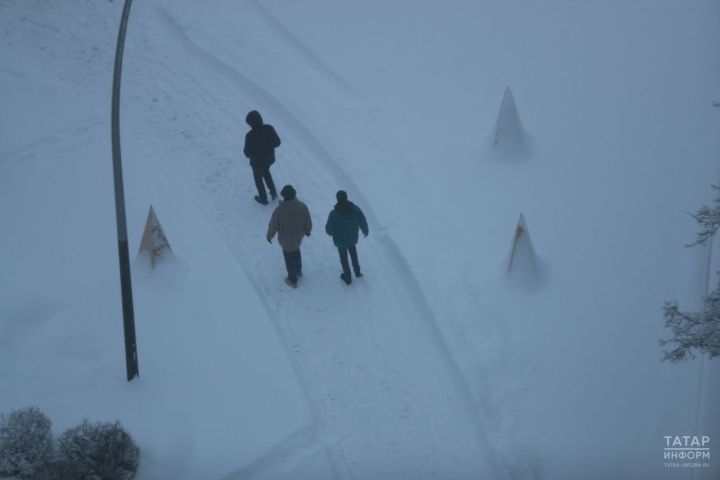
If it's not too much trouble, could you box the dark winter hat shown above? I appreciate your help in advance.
[246,110,263,128]
[336,190,348,202]
[281,185,296,200]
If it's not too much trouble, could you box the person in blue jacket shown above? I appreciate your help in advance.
[325,190,369,285]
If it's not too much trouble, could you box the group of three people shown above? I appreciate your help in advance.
[243,110,369,288]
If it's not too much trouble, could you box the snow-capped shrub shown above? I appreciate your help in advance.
[50,420,140,480]
[0,406,53,478]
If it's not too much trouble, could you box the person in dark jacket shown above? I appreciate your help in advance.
[267,185,312,288]
[325,190,369,285]
[243,110,280,205]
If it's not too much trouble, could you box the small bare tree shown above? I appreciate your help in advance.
[661,186,720,361]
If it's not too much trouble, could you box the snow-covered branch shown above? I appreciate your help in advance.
[661,292,720,362]
[686,185,720,247]
[662,187,720,361]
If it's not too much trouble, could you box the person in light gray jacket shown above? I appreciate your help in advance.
[267,185,312,287]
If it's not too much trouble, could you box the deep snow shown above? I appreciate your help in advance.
[1,1,719,479]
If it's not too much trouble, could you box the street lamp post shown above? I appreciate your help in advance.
[111,0,139,382]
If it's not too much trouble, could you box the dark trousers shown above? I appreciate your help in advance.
[251,163,277,201]
[338,246,361,278]
[283,250,302,284]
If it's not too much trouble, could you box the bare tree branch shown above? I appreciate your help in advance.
[661,295,720,362]
[686,185,720,247]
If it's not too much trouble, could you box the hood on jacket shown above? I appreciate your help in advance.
[246,110,263,129]
[334,190,353,215]
[281,184,297,201]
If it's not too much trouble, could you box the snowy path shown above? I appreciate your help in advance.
[124,3,505,478]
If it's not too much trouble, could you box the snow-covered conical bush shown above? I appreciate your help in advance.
[138,205,173,267]
[492,86,526,149]
[506,213,538,274]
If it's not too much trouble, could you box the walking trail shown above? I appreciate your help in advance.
[127,3,505,478]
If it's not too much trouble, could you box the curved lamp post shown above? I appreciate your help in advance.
[111,0,139,382]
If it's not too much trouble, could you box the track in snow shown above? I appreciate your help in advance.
[0,117,101,167]
[130,4,506,479]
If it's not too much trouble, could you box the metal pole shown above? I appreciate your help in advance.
[111,0,139,382]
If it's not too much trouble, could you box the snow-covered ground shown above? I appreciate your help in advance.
[0,1,718,479]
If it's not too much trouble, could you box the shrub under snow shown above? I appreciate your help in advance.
[46,420,140,480]
[0,406,53,478]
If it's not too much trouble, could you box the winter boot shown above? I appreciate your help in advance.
[285,277,297,288]
[340,273,352,285]
[255,195,269,205]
